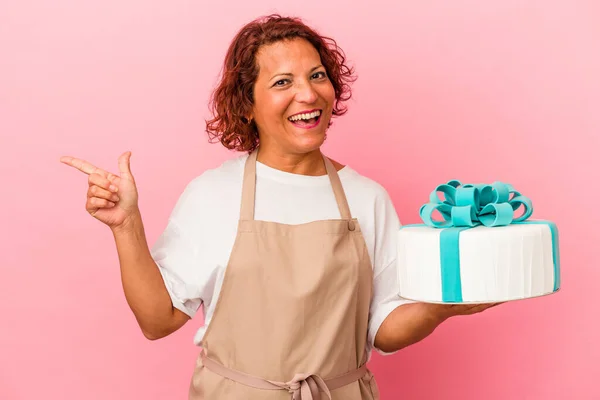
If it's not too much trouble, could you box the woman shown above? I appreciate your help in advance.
[61,14,498,400]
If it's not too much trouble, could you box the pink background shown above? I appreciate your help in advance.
[1,1,598,399]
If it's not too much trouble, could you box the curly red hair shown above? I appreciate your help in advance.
[205,14,357,153]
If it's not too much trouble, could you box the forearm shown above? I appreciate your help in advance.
[374,302,448,353]
[111,211,181,338]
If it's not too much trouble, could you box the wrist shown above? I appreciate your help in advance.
[423,303,453,325]
[111,209,143,236]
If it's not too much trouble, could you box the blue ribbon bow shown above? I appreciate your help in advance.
[419,180,533,228]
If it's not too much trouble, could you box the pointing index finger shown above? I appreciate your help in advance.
[60,156,112,178]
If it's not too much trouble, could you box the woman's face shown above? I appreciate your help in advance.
[251,38,335,155]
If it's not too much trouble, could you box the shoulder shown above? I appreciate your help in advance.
[177,152,249,205]
[338,164,400,231]
[338,165,395,206]
[337,164,400,272]
[166,153,248,222]
[186,153,248,192]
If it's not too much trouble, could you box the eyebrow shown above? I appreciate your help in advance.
[269,65,324,81]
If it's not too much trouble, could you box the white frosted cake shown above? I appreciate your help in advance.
[397,180,560,304]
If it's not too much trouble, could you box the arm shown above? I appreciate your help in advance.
[373,302,446,353]
[60,152,192,341]
[374,302,501,353]
[112,211,190,340]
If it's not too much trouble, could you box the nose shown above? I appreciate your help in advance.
[294,80,318,104]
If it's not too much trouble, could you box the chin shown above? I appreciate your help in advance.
[290,132,327,154]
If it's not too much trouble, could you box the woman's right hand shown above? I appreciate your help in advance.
[60,151,140,231]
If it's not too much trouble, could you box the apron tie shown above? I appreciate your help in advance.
[271,372,332,400]
[200,350,365,399]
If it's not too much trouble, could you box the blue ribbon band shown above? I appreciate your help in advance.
[439,227,470,302]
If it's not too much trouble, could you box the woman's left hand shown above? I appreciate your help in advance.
[429,302,504,322]
[373,301,504,352]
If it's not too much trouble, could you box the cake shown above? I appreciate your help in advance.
[397,180,560,304]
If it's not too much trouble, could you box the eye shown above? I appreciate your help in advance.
[273,79,290,87]
[311,71,327,79]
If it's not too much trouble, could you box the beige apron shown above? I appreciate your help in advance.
[188,149,380,400]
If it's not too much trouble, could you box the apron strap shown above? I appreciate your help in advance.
[240,149,258,221]
[322,155,352,221]
[200,350,366,400]
[240,148,353,221]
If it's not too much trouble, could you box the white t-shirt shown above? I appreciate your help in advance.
[150,152,413,356]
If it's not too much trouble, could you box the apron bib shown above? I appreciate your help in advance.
[188,149,380,400]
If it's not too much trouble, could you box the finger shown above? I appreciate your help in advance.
[87,197,116,211]
[477,302,502,310]
[454,304,488,315]
[118,151,133,177]
[88,185,120,203]
[107,174,121,185]
[89,173,119,193]
[61,156,116,180]
[472,303,500,313]
[60,156,101,175]
[462,305,484,314]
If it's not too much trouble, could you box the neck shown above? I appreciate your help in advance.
[255,146,327,176]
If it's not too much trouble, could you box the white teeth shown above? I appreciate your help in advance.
[288,110,321,122]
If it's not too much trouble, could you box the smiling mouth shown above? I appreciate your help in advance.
[287,109,322,128]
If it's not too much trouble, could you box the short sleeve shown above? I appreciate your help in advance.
[367,258,415,356]
[150,177,212,319]
[367,187,415,355]
[151,219,202,318]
